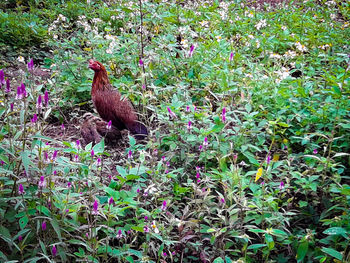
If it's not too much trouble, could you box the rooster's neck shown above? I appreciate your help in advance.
[92,70,110,92]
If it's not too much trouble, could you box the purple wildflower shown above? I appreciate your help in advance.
[106,120,112,130]
[16,86,22,100]
[137,188,140,193]
[27,59,34,71]
[109,197,114,205]
[52,245,57,257]
[186,105,190,112]
[220,197,225,204]
[91,149,94,158]
[74,154,79,162]
[6,78,10,93]
[189,44,195,57]
[128,150,132,159]
[96,157,101,166]
[42,221,47,231]
[222,107,226,122]
[279,181,285,190]
[18,184,24,195]
[203,137,208,147]
[20,83,27,97]
[229,52,234,61]
[38,176,46,188]
[199,145,203,151]
[267,155,271,164]
[116,229,123,239]
[52,150,58,162]
[93,200,98,215]
[0,69,4,84]
[44,90,49,106]
[61,123,65,131]
[144,225,149,232]
[76,140,80,149]
[31,114,38,123]
[163,252,167,257]
[139,59,144,67]
[187,121,192,131]
[313,149,318,154]
[167,107,177,118]
[161,200,167,211]
[142,84,146,90]
[18,235,23,241]
[67,182,72,188]
[144,216,148,221]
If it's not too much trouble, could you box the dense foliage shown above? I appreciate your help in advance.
[0,0,349,262]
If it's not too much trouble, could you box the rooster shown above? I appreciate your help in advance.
[80,112,121,145]
[88,59,148,140]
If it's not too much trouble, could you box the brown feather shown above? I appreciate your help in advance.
[88,59,148,139]
[80,113,121,145]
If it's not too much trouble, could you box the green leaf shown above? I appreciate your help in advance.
[247,244,267,250]
[213,257,225,263]
[19,216,29,229]
[50,218,62,241]
[296,241,308,261]
[323,227,347,236]
[265,233,274,250]
[321,247,343,260]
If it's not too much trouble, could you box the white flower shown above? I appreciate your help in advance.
[295,41,308,52]
[17,56,25,63]
[215,35,222,42]
[151,221,159,234]
[255,19,267,30]
[270,53,281,59]
[248,35,254,39]
[245,10,254,18]
[199,21,209,27]
[255,39,260,48]
[284,50,297,59]
[281,25,287,31]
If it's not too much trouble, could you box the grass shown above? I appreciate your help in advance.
[0,0,349,262]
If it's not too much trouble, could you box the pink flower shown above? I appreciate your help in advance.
[38,176,46,188]
[144,216,148,221]
[44,90,49,106]
[279,181,285,190]
[42,221,47,231]
[93,200,98,215]
[6,78,10,93]
[128,150,132,159]
[52,245,57,257]
[189,44,195,57]
[31,114,38,123]
[109,197,114,205]
[142,84,146,90]
[222,107,226,122]
[161,200,167,211]
[116,229,123,239]
[144,225,149,232]
[139,59,144,67]
[220,197,225,204]
[187,121,192,131]
[36,95,42,110]
[167,107,177,118]
[266,155,271,164]
[67,182,72,188]
[76,140,81,149]
[18,184,25,195]
[313,149,318,154]
[91,149,94,158]
[18,235,23,241]
[203,137,208,147]
[0,70,4,84]
[27,59,34,71]
[229,52,234,61]
[106,120,112,130]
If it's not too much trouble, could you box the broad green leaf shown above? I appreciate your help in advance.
[297,241,308,261]
[247,244,267,250]
[19,216,29,229]
[213,257,225,263]
[323,227,347,236]
[321,247,343,260]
